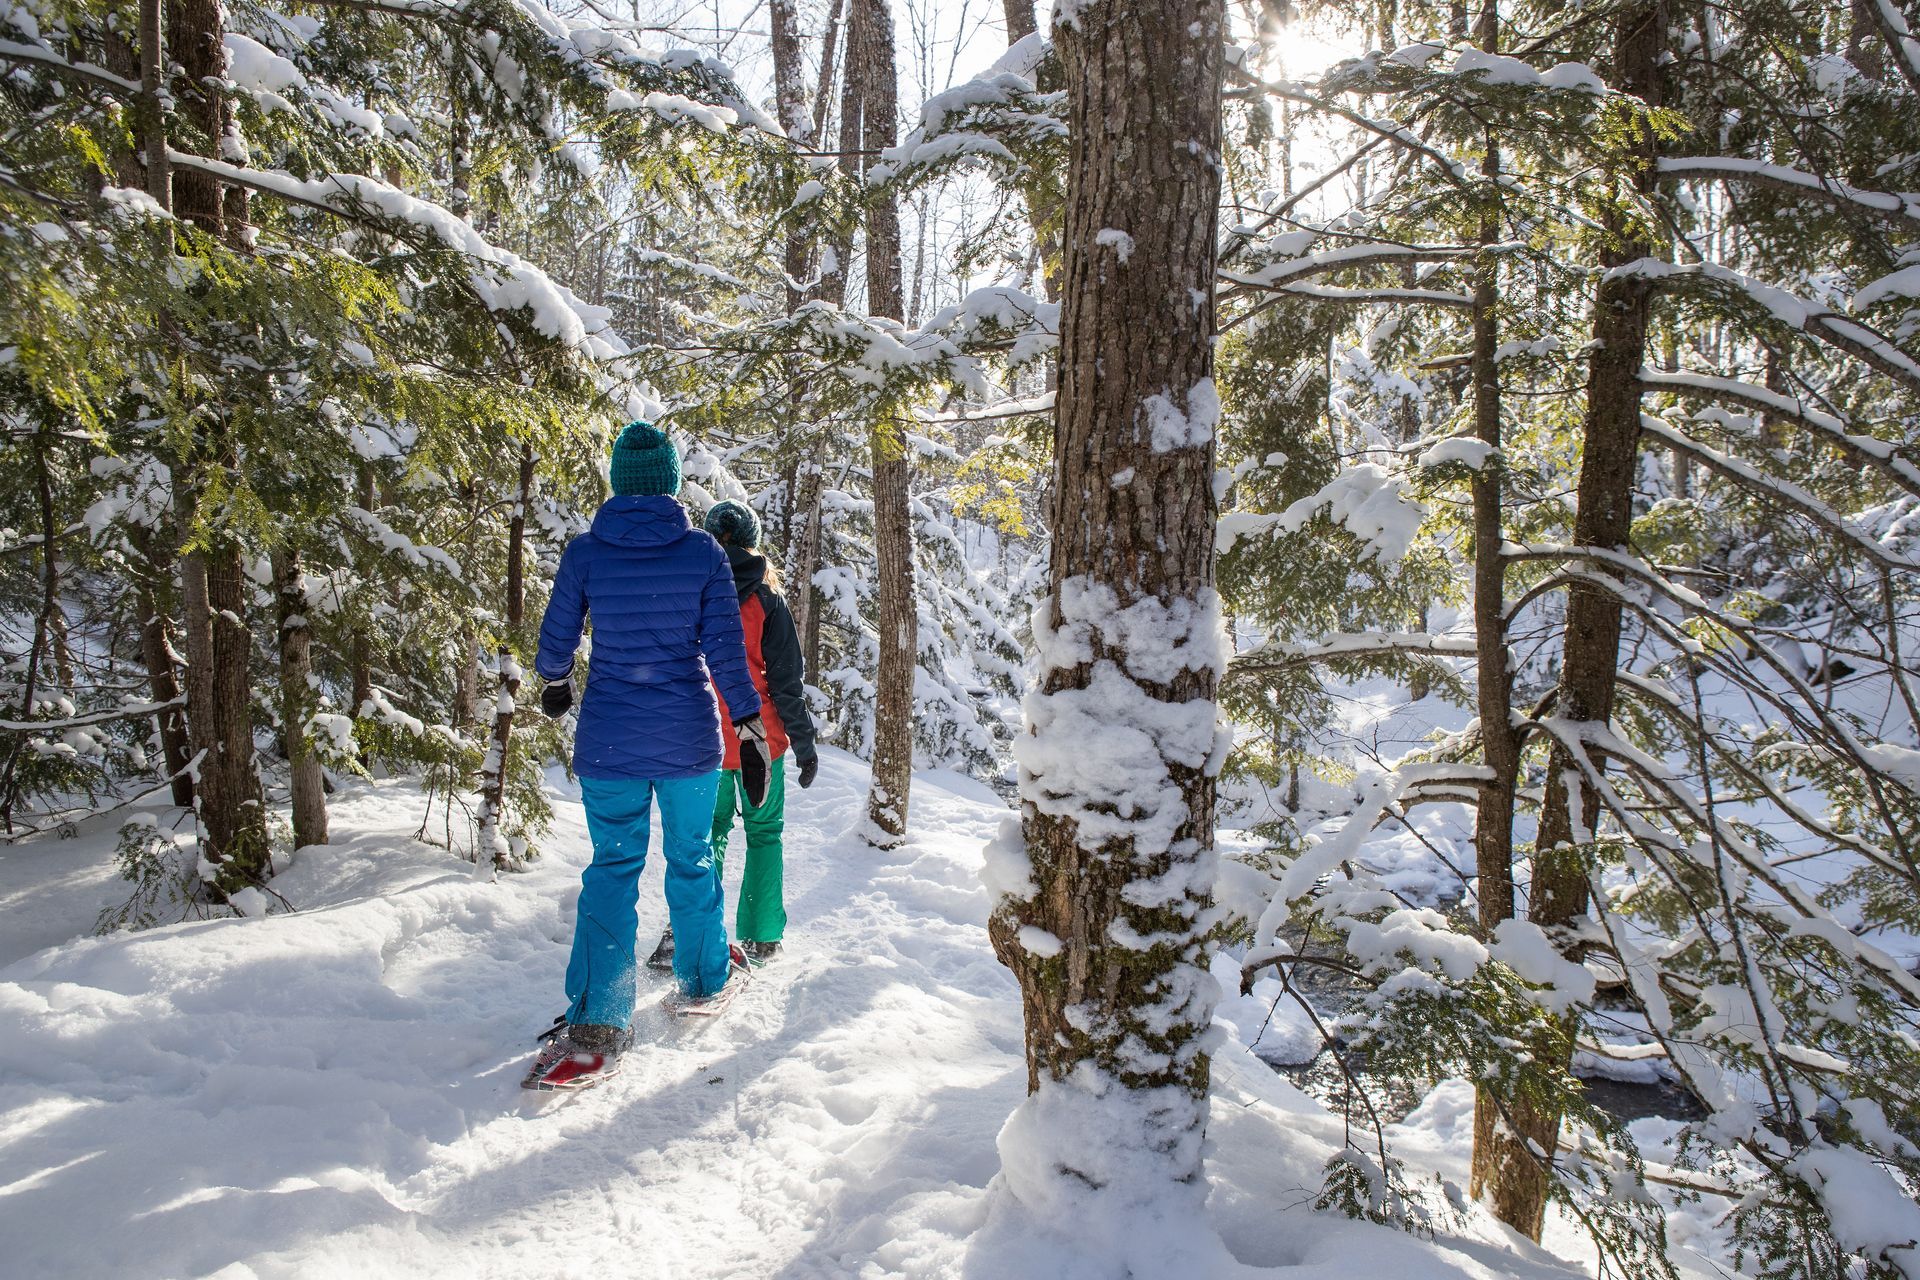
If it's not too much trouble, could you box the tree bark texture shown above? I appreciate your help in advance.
[770,0,814,150]
[848,0,919,846]
[274,549,328,848]
[165,0,227,237]
[812,0,847,141]
[130,527,195,807]
[167,0,269,891]
[1004,0,1038,41]
[987,0,1226,1187]
[176,486,269,890]
[1481,0,1667,1240]
[1463,2,1533,1221]
[141,0,171,209]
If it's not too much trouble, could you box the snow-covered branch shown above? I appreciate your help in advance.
[1639,415,1920,572]
[1232,631,1477,671]
[1657,156,1920,224]
[1641,369,1920,495]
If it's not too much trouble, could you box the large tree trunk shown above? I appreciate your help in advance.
[848,0,918,846]
[108,5,188,809]
[1463,0,1530,1222]
[987,0,1227,1222]
[176,487,269,891]
[1477,0,1667,1239]
[273,549,328,848]
[168,0,269,892]
[166,0,225,238]
[140,0,170,207]
[770,0,813,152]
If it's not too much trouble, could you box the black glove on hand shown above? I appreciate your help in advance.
[735,715,771,808]
[540,679,573,719]
[797,753,818,790]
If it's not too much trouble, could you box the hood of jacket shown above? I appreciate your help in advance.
[590,494,692,548]
[723,543,768,602]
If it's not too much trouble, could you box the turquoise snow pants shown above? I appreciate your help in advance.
[566,773,730,1026]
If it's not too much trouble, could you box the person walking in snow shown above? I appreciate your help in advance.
[523,422,773,1090]
[648,500,816,971]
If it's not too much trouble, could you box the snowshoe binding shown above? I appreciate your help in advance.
[521,1019,633,1091]
[661,944,752,1017]
[741,940,782,967]
[645,927,675,972]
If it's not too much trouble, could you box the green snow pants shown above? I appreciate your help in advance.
[712,754,786,943]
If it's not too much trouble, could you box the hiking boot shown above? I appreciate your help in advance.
[741,939,782,966]
[645,927,675,971]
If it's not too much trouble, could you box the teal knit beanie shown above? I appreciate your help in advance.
[704,499,762,549]
[609,421,681,496]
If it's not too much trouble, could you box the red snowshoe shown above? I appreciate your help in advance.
[521,1021,633,1091]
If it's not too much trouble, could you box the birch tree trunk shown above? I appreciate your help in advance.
[1478,0,1667,1238]
[986,0,1228,1232]
[848,0,918,846]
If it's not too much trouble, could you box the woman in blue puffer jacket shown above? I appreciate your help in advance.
[522,421,772,1090]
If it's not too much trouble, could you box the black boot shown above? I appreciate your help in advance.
[645,927,675,971]
[742,939,782,966]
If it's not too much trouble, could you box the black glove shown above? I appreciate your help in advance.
[540,679,573,719]
[797,753,818,790]
[735,715,770,808]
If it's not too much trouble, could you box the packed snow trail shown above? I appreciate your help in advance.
[0,753,1602,1278]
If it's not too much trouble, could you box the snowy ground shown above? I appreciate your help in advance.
[2,751,1705,1279]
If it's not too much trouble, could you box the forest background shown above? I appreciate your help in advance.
[3,0,1919,1275]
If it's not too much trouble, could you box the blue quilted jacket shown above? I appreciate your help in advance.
[535,496,762,780]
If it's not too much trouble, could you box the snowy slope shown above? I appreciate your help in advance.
[2,753,1601,1279]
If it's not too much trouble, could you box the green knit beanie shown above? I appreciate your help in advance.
[704,499,762,549]
[609,421,681,496]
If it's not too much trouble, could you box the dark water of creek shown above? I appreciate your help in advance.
[1265,1044,1706,1128]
